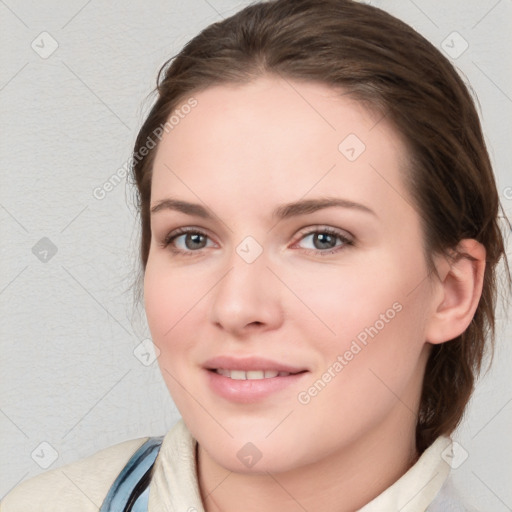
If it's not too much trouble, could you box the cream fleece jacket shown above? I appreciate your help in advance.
[2,420,474,511]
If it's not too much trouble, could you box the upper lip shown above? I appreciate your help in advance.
[203,355,307,374]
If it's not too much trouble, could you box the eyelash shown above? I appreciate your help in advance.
[161,226,353,257]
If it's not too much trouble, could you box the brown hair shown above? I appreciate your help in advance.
[131,0,510,452]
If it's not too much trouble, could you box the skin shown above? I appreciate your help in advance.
[144,76,485,512]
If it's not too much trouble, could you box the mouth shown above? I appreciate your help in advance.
[203,355,308,377]
[209,368,307,380]
[203,355,309,402]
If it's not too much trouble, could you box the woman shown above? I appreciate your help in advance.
[2,0,509,510]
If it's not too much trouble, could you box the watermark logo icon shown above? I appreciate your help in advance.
[236,236,263,264]
[441,32,469,60]
[237,442,262,468]
[31,441,59,469]
[338,134,366,162]
[32,237,58,263]
[133,339,160,366]
[441,441,469,469]
[31,32,59,59]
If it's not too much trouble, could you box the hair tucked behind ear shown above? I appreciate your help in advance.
[130,0,511,452]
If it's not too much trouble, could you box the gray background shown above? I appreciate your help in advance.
[1,0,511,510]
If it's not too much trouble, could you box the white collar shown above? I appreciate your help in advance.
[148,419,452,511]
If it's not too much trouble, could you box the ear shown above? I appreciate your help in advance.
[425,239,486,344]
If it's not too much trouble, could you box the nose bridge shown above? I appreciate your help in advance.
[209,240,283,332]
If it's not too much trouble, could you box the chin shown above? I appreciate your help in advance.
[197,425,317,475]
[211,445,303,475]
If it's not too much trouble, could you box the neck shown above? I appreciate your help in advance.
[197,404,419,512]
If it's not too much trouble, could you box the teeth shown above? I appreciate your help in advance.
[215,369,291,380]
[246,370,265,380]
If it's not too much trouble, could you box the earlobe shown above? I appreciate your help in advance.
[425,239,486,345]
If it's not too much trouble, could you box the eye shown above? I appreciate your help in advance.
[162,228,215,255]
[293,227,353,255]
[160,225,353,257]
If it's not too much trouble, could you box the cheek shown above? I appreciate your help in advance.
[144,261,193,383]
[144,263,174,340]
[144,260,201,404]
[283,256,423,350]
[291,282,427,446]
[143,256,218,387]
[144,256,205,339]
[285,250,431,411]
[294,259,429,411]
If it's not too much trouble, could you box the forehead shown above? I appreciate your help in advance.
[150,76,413,222]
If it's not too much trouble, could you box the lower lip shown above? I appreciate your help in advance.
[205,370,308,403]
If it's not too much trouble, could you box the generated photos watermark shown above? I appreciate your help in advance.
[92,97,198,200]
[297,301,403,405]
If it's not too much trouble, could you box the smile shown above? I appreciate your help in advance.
[213,369,297,379]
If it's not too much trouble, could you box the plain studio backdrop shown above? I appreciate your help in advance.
[1,0,511,509]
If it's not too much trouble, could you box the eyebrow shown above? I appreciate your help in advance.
[150,197,376,219]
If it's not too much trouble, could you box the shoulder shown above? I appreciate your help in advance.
[1,437,149,512]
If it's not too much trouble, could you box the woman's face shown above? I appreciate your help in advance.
[144,76,436,473]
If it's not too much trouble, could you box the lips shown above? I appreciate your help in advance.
[203,355,307,377]
[203,356,308,401]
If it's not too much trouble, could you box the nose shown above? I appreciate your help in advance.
[209,250,284,337]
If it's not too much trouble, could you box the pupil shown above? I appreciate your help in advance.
[314,233,335,250]
[186,233,206,249]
